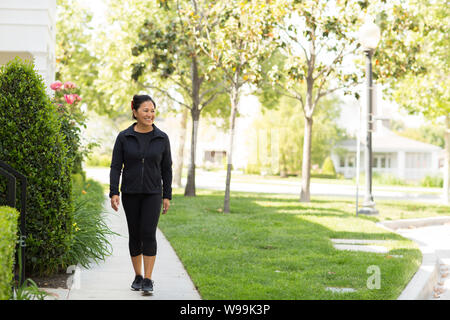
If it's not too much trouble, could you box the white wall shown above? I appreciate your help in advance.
[0,0,56,91]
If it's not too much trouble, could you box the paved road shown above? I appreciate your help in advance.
[85,167,445,204]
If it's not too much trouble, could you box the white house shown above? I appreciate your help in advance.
[331,120,444,181]
[0,0,56,91]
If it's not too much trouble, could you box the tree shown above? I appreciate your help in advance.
[55,0,102,115]
[370,0,449,203]
[248,93,345,177]
[269,0,370,202]
[131,0,229,197]
[197,0,286,213]
[89,0,158,117]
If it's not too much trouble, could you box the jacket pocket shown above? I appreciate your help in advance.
[144,168,161,191]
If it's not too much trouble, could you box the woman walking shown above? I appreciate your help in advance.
[109,94,172,295]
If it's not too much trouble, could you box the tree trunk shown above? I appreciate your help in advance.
[184,57,201,197]
[300,116,313,202]
[224,83,239,214]
[173,108,188,188]
[444,115,450,205]
[184,110,200,196]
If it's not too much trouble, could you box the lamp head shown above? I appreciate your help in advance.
[358,16,381,51]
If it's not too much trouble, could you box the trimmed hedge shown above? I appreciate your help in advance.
[0,59,74,275]
[0,206,19,300]
[321,156,336,177]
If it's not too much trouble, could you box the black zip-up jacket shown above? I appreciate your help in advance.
[109,122,172,200]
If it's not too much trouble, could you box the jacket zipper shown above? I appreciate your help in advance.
[140,134,156,192]
[141,158,145,191]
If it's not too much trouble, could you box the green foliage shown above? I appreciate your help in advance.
[50,81,98,175]
[375,174,408,186]
[130,0,230,119]
[310,173,339,179]
[394,124,445,149]
[244,163,262,175]
[0,206,19,300]
[421,175,443,188]
[85,154,111,167]
[12,278,48,300]
[56,0,104,115]
[321,157,336,177]
[355,173,409,186]
[372,0,449,119]
[0,59,74,276]
[63,177,117,268]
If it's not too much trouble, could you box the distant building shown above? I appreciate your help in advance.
[331,121,444,181]
[0,0,56,91]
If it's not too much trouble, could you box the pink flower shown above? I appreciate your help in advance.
[73,94,82,102]
[50,81,63,91]
[64,94,76,105]
[64,81,76,89]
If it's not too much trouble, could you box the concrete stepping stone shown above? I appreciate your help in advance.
[326,287,357,293]
[332,244,389,253]
[331,239,389,245]
[331,239,389,253]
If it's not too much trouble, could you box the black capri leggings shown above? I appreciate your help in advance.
[121,193,162,257]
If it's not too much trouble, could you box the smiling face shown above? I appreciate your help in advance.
[133,100,155,126]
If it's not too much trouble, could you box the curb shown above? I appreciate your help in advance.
[377,216,450,300]
[380,216,450,231]
[396,250,440,300]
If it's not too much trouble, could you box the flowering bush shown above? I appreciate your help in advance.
[50,80,97,176]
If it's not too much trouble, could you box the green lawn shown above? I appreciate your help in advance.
[157,188,449,300]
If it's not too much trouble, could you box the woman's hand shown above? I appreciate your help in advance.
[111,195,120,212]
[162,198,170,214]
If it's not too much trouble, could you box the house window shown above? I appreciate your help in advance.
[373,154,393,169]
[406,153,431,169]
[347,156,355,168]
[340,157,345,167]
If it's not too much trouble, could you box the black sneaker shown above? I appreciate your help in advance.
[141,278,154,295]
[131,275,143,291]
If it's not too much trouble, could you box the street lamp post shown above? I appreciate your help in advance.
[358,17,380,215]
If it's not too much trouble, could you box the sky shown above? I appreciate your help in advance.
[80,0,427,133]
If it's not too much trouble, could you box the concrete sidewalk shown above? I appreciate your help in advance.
[378,217,450,300]
[64,195,202,300]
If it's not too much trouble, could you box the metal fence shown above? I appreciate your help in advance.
[0,160,27,286]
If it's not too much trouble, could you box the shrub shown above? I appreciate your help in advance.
[321,157,336,177]
[0,59,74,275]
[244,163,261,175]
[311,173,338,179]
[375,174,408,186]
[421,175,443,188]
[50,80,97,176]
[63,177,117,268]
[0,206,19,300]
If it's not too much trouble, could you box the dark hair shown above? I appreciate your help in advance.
[131,94,156,120]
